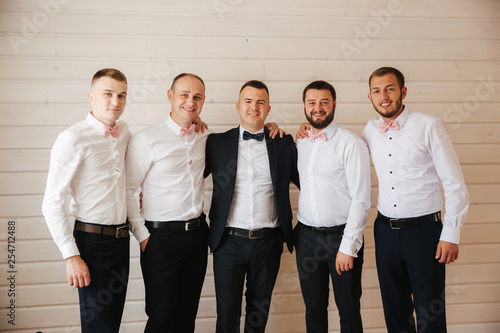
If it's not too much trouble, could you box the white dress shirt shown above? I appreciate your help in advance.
[362,108,469,244]
[126,114,211,242]
[297,121,371,257]
[226,127,278,230]
[42,113,132,259]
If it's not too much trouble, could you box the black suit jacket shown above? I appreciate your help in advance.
[204,127,299,253]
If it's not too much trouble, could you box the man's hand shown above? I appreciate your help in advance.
[335,251,354,275]
[265,122,287,139]
[435,241,459,264]
[66,255,90,288]
[140,237,150,252]
[192,116,208,133]
[296,122,311,140]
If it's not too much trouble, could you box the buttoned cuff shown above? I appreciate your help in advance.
[339,238,358,258]
[60,243,80,260]
[132,225,150,244]
[439,225,461,245]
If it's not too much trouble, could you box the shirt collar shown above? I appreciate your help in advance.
[86,112,108,134]
[239,125,265,139]
[166,113,184,136]
[378,107,410,130]
[318,120,338,140]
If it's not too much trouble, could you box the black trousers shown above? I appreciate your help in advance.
[74,227,130,333]
[213,229,283,333]
[141,218,209,333]
[374,215,446,333]
[294,223,364,333]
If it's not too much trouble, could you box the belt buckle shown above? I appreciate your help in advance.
[249,229,260,239]
[115,225,128,238]
[185,220,197,231]
[389,219,401,230]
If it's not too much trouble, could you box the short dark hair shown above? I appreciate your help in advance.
[171,73,205,90]
[239,80,269,96]
[91,68,127,87]
[302,80,336,102]
[369,67,405,89]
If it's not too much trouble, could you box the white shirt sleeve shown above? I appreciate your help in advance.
[339,139,371,257]
[42,130,82,259]
[428,120,469,244]
[125,134,153,243]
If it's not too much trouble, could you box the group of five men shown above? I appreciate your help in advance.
[42,66,469,333]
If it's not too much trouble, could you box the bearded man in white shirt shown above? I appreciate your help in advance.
[362,67,469,333]
[42,68,133,332]
[295,80,371,333]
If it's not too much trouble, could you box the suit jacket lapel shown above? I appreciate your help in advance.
[228,127,239,162]
[264,128,278,190]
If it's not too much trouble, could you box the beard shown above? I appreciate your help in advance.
[304,108,335,130]
[372,92,404,119]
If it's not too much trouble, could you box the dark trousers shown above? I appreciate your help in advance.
[294,223,364,333]
[74,227,130,333]
[141,218,209,333]
[374,215,446,333]
[213,229,283,333]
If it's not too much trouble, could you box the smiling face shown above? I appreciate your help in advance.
[168,75,205,127]
[368,73,407,121]
[304,89,336,130]
[237,86,271,132]
[88,76,127,126]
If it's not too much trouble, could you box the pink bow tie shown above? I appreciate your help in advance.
[104,124,121,138]
[179,123,196,138]
[378,120,399,133]
[308,130,327,141]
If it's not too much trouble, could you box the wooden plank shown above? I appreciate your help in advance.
[1,57,499,82]
[3,11,500,40]
[0,149,50,172]
[0,0,499,18]
[1,35,499,61]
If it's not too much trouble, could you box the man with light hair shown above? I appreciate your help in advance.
[43,68,134,332]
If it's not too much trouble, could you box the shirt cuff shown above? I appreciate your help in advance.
[339,237,358,258]
[60,243,80,260]
[439,225,461,245]
[132,225,151,244]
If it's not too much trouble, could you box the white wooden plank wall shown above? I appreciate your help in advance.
[0,0,499,331]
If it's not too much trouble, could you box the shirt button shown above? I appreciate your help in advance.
[392,187,395,190]
[389,137,392,140]
[394,204,397,207]
[390,171,393,174]
[389,154,392,157]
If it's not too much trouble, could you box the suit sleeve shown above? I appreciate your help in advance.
[290,137,300,189]
[204,134,213,178]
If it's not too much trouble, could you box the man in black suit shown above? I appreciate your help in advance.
[205,80,299,333]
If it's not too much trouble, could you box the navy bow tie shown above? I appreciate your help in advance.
[243,131,264,141]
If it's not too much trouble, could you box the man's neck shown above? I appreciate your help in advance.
[170,112,192,128]
[241,124,264,133]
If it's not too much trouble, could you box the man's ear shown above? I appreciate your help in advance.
[88,91,95,105]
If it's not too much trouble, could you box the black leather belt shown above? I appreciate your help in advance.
[75,220,129,238]
[146,214,204,231]
[299,222,346,234]
[377,211,441,230]
[225,227,279,239]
